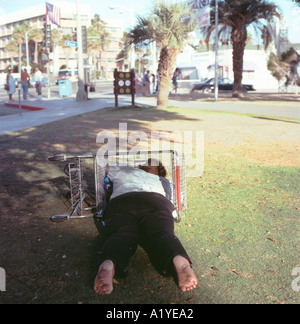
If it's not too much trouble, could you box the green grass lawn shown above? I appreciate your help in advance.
[0,105,299,304]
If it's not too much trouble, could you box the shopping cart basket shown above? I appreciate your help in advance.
[48,150,187,223]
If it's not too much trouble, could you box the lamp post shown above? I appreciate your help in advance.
[214,0,219,102]
[109,4,135,70]
[76,0,87,101]
[25,29,31,71]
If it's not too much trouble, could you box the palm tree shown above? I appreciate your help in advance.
[87,14,109,77]
[128,1,195,108]
[59,34,74,68]
[12,22,30,72]
[5,40,19,69]
[29,29,44,63]
[203,0,278,98]
[51,29,62,75]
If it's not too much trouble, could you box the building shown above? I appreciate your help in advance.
[176,42,282,90]
[95,18,124,79]
[0,2,124,79]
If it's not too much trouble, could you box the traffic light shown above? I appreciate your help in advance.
[81,26,87,54]
[44,23,51,49]
[100,34,105,45]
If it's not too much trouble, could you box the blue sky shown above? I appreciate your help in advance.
[0,0,299,43]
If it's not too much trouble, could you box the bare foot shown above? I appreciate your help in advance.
[94,260,115,295]
[173,256,198,292]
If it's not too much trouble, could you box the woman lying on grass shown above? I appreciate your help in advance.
[94,159,197,295]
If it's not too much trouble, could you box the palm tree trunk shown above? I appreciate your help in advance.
[231,25,247,98]
[34,43,38,64]
[157,46,178,108]
[18,44,22,73]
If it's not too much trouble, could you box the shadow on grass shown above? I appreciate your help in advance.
[0,105,205,304]
[169,91,300,103]
[252,116,300,124]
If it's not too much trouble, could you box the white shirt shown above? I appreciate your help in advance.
[35,70,42,83]
[107,166,166,200]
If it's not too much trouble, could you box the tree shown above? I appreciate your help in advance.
[87,14,109,77]
[29,28,44,63]
[203,0,278,98]
[51,29,62,75]
[5,40,19,70]
[128,0,195,108]
[268,47,300,89]
[12,22,30,73]
[59,34,74,68]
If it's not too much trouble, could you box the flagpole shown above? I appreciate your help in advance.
[214,0,219,102]
[76,0,87,101]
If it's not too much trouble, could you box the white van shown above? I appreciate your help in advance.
[56,69,78,84]
[176,66,202,90]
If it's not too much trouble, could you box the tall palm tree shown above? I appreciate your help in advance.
[59,34,74,68]
[5,40,19,69]
[87,14,109,75]
[203,0,278,98]
[12,22,30,73]
[51,28,62,75]
[29,28,44,63]
[128,0,195,108]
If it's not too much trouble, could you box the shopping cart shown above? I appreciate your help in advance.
[48,150,187,223]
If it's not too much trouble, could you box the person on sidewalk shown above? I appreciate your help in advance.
[21,68,30,100]
[6,68,16,101]
[34,67,43,100]
[94,159,198,295]
[171,68,181,95]
[134,69,142,96]
[143,70,151,96]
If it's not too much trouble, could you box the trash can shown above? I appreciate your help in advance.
[59,80,72,97]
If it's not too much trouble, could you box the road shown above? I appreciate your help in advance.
[0,80,299,120]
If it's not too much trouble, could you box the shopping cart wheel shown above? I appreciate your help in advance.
[64,163,77,177]
[50,214,70,222]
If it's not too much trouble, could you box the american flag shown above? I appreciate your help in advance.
[45,2,61,27]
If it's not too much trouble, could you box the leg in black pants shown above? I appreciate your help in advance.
[100,192,191,275]
[137,193,192,276]
[94,192,197,294]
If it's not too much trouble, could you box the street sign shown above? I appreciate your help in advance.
[65,40,78,48]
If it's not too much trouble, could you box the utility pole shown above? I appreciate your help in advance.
[76,0,87,101]
[214,0,219,102]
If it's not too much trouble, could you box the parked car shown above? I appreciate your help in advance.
[15,78,21,87]
[191,77,255,93]
[29,78,48,88]
[56,69,78,84]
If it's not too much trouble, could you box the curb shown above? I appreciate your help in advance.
[4,102,46,111]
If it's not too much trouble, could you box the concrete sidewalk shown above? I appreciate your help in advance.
[0,94,118,135]
[0,91,299,136]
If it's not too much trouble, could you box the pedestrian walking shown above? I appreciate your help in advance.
[172,68,180,95]
[5,68,16,101]
[143,70,150,96]
[21,68,30,100]
[155,70,160,93]
[34,67,43,100]
[134,69,142,96]
[151,73,156,94]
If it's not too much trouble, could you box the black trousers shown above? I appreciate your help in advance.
[99,192,192,276]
